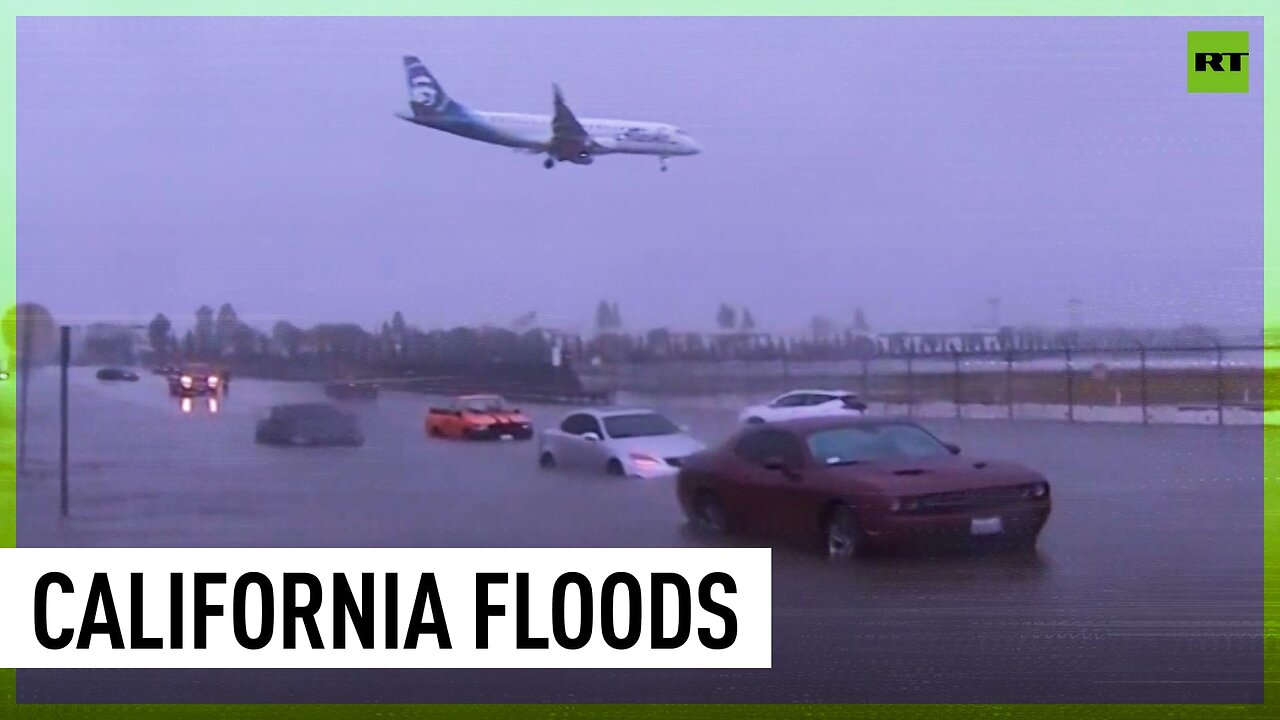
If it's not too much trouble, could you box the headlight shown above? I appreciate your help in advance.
[180,375,193,388]
[207,376,219,387]
[629,453,662,467]
[1026,482,1049,499]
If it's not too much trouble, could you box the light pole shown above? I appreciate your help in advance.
[1067,298,1083,329]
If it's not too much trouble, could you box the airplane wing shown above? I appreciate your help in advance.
[552,84,589,141]
[549,84,593,160]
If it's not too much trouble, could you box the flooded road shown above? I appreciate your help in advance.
[15,369,1264,703]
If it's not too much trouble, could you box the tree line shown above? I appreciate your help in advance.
[107,302,1233,371]
[143,305,557,369]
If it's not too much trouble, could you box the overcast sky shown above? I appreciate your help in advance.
[16,16,1263,335]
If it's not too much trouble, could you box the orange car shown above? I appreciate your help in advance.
[426,394,533,440]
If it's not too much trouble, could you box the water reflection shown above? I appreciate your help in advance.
[177,395,221,415]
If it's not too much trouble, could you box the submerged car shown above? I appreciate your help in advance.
[96,367,140,382]
[538,408,705,478]
[325,380,380,401]
[738,389,867,424]
[255,403,365,447]
[426,394,532,440]
[676,416,1050,557]
[168,363,223,397]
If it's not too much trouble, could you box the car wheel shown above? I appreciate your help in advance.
[746,416,765,424]
[824,504,862,560]
[605,458,626,477]
[428,426,444,438]
[539,452,557,469]
[692,491,729,534]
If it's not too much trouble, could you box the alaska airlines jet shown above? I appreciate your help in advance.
[395,56,701,171]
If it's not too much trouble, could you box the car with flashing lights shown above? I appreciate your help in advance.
[255,403,365,447]
[426,394,533,440]
[167,363,223,397]
[675,416,1050,558]
[538,408,705,478]
[738,389,868,425]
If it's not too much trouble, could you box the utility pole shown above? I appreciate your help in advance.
[59,326,70,517]
[17,311,32,475]
[1067,297,1083,329]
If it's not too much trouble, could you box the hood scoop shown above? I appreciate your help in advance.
[892,468,928,476]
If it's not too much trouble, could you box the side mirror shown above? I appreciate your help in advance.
[582,432,601,442]
[944,443,961,455]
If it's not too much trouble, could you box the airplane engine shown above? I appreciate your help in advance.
[569,155,595,165]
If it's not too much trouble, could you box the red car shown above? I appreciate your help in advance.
[675,417,1050,558]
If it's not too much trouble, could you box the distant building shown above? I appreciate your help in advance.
[80,323,142,365]
[879,330,1000,354]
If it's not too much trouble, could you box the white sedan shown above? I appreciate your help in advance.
[737,389,867,424]
[538,408,706,478]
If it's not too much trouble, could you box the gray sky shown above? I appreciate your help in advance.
[17,16,1263,335]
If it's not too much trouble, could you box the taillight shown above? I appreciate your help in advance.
[1025,483,1049,499]
[889,496,920,513]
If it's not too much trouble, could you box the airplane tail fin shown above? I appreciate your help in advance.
[403,56,455,118]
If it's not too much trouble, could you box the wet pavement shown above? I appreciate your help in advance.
[14,369,1265,703]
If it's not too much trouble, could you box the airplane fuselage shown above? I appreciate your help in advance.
[399,110,701,158]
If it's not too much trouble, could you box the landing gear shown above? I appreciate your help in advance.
[659,156,669,172]
[543,157,555,169]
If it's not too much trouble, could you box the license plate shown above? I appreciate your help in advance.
[970,516,1003,536]
[500,434,514,441]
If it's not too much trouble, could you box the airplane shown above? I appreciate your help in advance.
[395,56,702,172]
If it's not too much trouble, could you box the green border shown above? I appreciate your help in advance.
[0,3,1273,718]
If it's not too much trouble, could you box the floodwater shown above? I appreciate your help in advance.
[14,369,1265,703]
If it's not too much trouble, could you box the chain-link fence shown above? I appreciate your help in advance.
[581,345,1269,425]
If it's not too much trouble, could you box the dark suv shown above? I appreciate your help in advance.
[168,363,222,397]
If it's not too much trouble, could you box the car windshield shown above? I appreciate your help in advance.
[603,413,681,439]
[460,395,507,412]
[806,424,950,465]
